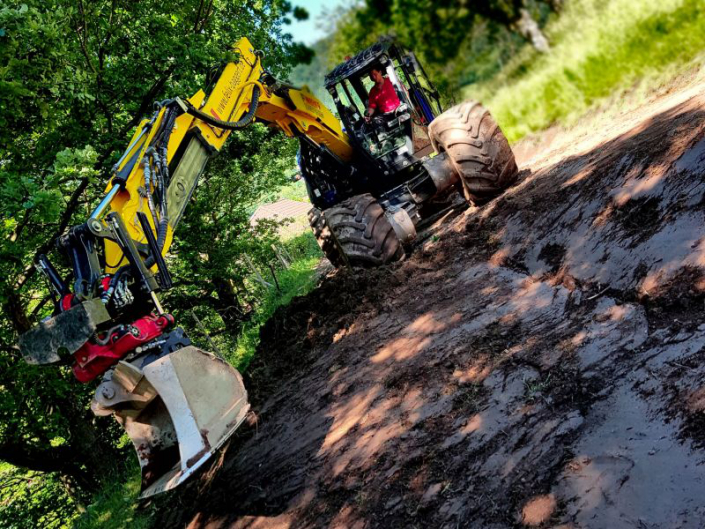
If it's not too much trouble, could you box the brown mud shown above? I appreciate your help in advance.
[157,81,705,528]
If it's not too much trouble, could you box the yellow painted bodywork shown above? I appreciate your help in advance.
[102,37,351,273]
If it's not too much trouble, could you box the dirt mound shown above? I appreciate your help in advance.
[156,84,705,528]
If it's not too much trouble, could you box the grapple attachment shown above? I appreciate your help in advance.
[92,346,250,498]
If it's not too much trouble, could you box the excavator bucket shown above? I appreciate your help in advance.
[92,346,250,498]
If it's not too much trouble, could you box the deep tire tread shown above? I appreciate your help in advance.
[323,194,403,267]
[308,208,344,267]
[429,100,518,204]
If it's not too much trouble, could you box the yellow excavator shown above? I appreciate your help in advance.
[18,37,517,497]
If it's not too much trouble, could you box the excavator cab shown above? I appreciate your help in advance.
[325,38,443,169]
[301,37,517,269]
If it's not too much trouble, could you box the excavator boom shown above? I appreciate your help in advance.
[18,37,351,497]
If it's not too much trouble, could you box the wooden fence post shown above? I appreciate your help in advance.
[243,254,273,289]
[271,244,290,269]
[191,310,225,359]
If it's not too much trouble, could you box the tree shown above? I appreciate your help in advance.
[165,125,298,341]
[322,0,555,98]
[0,0,306,516]
[469,0,551,53]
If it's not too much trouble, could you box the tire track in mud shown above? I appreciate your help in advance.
[157,87,705,529]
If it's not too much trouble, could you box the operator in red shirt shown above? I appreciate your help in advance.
[364,66,401,121]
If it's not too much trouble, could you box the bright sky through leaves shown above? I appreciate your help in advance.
[289,0,348,44]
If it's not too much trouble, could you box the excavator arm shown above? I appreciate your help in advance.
[103,38,352,278]
[18,37,351,498]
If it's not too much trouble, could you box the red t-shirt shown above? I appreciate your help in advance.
[368,78,401,114]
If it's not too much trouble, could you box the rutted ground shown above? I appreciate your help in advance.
[157,78,705,528]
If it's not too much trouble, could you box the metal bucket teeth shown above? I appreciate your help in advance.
[92,346,250,497]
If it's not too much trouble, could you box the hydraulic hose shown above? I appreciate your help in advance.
[154,215,168,260]
[103,87,261,299]
[182,85,261,130]
[103,265,131,303]
[143,104,176,263]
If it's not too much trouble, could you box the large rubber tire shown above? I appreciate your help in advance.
[308,207,344,267]
[324,194,404,267]
[428,100,518,204]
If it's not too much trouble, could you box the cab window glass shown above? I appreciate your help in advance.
[343,79,366,113]
[392,59,411,91]
[361,74,374,94]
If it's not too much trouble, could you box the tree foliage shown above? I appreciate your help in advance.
[166,125,298,342]
[0,464,75,529]
[0,0,307,522]
[320,0,556,97]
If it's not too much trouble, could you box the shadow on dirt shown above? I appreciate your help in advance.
[482,101,705,293]
[154,98,705,528]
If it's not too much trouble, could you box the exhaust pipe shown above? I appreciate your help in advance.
[92,346,250,497]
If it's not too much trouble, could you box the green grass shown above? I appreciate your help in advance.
[0,461,151,529]
[465,0,705,141]
[259,177,309,205]
[72,466,153,529]
[275,178,309,203]
[1,463,77,529]
[231,230,323,371]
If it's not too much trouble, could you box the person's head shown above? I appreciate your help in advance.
[369,67,385,84]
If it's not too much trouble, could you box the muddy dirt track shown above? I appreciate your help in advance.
[158,79,705,528]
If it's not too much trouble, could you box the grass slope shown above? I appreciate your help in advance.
[465,0,705,141]
[72,468,152,529]
[232,231,322,371]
